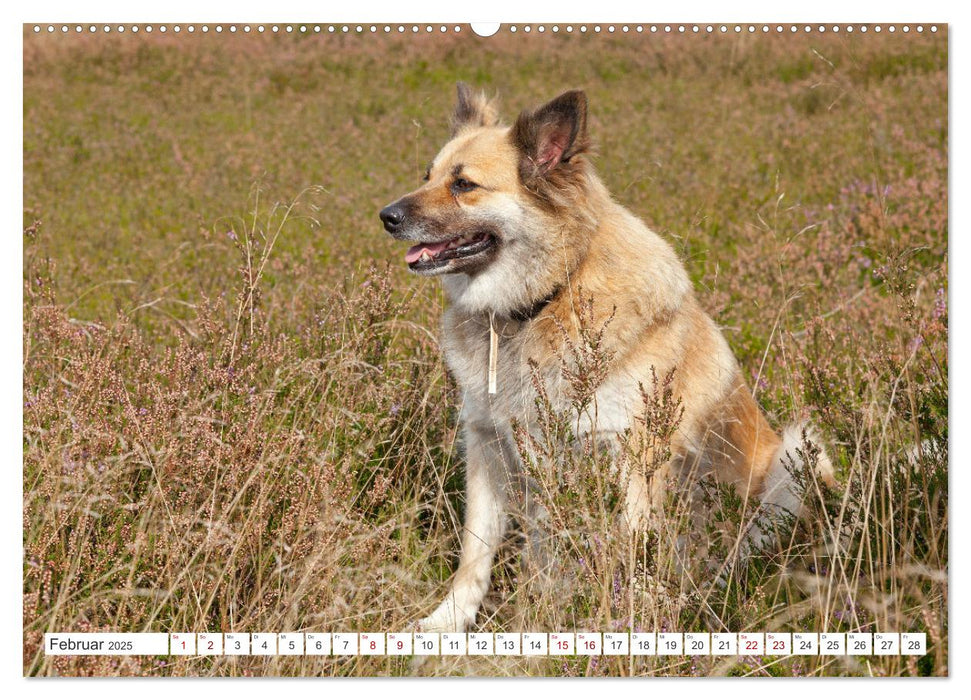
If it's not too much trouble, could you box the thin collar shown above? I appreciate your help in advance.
[508,286,562,323]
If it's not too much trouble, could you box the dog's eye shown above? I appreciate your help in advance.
[451,178,478,194]
[422,167,431,182]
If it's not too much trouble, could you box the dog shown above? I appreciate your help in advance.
[379,84,835,633]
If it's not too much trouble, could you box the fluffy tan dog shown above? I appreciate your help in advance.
[380,84,834,632]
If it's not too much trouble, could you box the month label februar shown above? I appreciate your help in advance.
[44,633,169,656]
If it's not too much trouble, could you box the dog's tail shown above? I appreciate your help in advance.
[761,423,836,514]
[744,423,836,552]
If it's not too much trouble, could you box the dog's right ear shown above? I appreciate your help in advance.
[512,90,589,179]
[451,82,500,136]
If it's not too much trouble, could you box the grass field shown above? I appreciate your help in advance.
[23,26,947,676]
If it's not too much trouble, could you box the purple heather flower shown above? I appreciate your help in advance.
[934,287,946,320]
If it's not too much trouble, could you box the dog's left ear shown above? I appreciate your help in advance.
[451,82,500,135]
[512,90,589,178]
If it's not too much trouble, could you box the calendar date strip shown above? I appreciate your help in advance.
[45,631,927,657]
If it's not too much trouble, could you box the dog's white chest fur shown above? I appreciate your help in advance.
[441,313,640,442]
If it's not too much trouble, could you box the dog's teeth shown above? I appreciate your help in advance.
[420,251,431,262]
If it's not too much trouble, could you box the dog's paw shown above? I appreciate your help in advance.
[415,617,444,634]
[409,599,468,674]
[415,613,460,634]
[416,596,468,633]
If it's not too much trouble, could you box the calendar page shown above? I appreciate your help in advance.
[21,15,948,679]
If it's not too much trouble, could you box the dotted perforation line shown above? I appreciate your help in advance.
[30,24,465,34]
[31,24,939,35]
[504,24,936,34]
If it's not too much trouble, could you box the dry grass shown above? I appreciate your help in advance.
[23,27,947,676]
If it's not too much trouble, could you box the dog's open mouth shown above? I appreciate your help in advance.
[405,231,497,272]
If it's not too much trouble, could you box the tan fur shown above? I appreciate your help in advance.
[381,85,833,632]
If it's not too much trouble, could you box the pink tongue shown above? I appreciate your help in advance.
[405,240,451,263]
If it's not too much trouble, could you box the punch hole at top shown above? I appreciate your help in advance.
[471,23,501,37]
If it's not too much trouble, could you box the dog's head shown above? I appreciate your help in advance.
[380,84,596,317]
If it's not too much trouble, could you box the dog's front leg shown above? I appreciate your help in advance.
[419,425,508,633]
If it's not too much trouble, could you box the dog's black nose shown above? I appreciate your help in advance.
[380,204,406,233]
